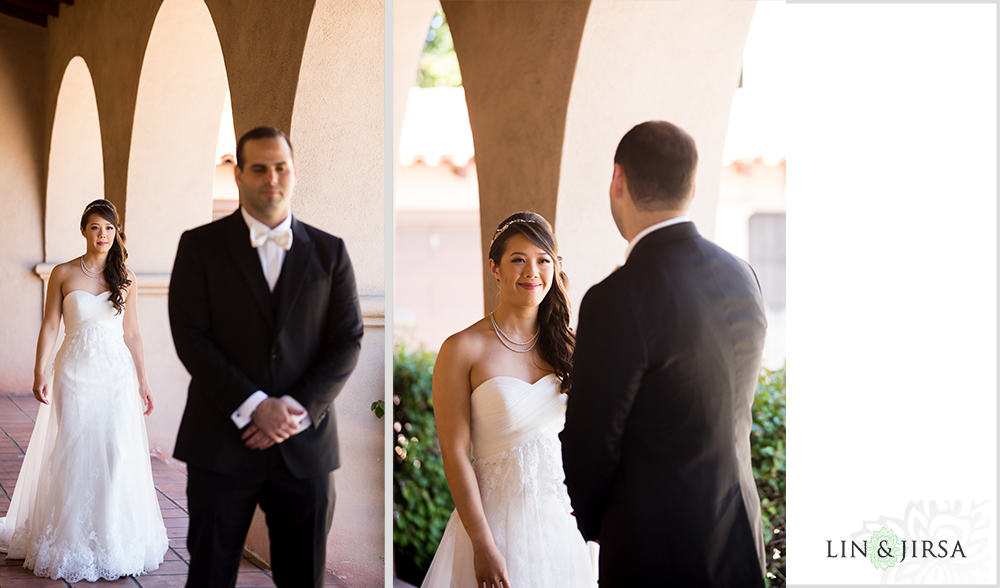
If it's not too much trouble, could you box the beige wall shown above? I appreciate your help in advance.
[0,16,45,390]
[44,57,105,264]
[287,0,386,582]
[125,0,225,273]
[556,0,757,319]
[396,207,483,351]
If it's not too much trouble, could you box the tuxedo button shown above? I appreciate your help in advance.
[271,352,279,361]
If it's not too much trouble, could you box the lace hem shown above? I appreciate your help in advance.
[7,521,167,582]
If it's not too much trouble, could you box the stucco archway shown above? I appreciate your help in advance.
[555,1,757,316]
[125,0,228,274]
[121,0,228,466]
[45,56,104,264]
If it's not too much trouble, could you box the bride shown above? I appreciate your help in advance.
[421,211,595,588]
[0,199,168,581]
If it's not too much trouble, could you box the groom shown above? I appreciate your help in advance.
[168,127,363,587]
[561,121,767,586]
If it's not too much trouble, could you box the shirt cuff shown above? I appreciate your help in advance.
[231,390,269,429]
[280,395,312,435]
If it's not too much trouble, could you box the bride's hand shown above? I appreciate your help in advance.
[32,372,49,405]
[139,383,155,415]
[473,542,511,588]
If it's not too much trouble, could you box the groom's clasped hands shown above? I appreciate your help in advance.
[241,397,307,450]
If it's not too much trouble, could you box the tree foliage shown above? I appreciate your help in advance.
[415,7,462,87]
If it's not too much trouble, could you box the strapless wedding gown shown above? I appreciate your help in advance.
[421,374,595,587]
[0,290,168,582]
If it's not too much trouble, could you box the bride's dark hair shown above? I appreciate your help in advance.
[80,199,131,315]
[489,211,575,393]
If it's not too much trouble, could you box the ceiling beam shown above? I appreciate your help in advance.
[0,0,48,26]
[5,0,58,17]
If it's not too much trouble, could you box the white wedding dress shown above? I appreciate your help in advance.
[0,290,168,582]
[421,373,595,588]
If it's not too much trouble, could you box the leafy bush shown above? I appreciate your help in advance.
[392,347,454,585]
[751,365,786,587]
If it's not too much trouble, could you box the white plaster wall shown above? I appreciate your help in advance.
[44,57,105,265]
[292,0,384,296]
[556,0,757,321]
[120,0,229,478]
[289,0,386,584]
[0,16,45,391]
[124,0,226,273]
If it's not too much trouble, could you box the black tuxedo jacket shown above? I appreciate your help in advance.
[560,222,766,587]
[168,210,363,479]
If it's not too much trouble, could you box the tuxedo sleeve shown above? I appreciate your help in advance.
[560,280,647,541]
[286,238,363,425]
[168,230,259,415]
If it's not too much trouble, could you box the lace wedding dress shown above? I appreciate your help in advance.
[0,290,168,582]
[421,374,595,587]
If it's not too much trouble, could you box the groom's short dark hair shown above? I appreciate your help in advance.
[615,121,698,211]
[236,126,294,170]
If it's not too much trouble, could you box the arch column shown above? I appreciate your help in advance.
[555,0,757,317]
[441,0,591,313]
[204,0,317,137]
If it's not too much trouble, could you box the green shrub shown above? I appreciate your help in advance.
[751,365,786,588]
[392,347,454,585]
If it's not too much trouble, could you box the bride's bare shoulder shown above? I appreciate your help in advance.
[438,317,493,362]
[51,258,79,275]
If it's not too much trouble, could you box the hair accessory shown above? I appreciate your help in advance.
[491,218,538,245]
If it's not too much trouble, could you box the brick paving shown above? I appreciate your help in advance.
[0,393,347,587]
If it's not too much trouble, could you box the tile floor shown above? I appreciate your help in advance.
[0,393,348,587]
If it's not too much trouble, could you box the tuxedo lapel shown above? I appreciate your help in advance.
[222,211,274,330]
[273,218,314,337]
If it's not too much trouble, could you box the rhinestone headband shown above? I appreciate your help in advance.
[84,200,112,213]
[491,218,537,245]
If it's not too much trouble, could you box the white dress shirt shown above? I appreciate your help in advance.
[242,207,292,292]
[624,216,691,262]
[230,208,311,435]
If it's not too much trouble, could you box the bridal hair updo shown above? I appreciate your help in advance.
[489,211,575,393]
[80,199,131,315]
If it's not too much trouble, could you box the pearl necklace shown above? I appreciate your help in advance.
[80,257,105,279]
[489,312,539,353]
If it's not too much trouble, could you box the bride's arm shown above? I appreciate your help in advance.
[32,264,67,404]
[122,272,154,415]
[433,333,512,588]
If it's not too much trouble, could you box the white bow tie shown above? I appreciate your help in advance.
[250,225,293,251]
